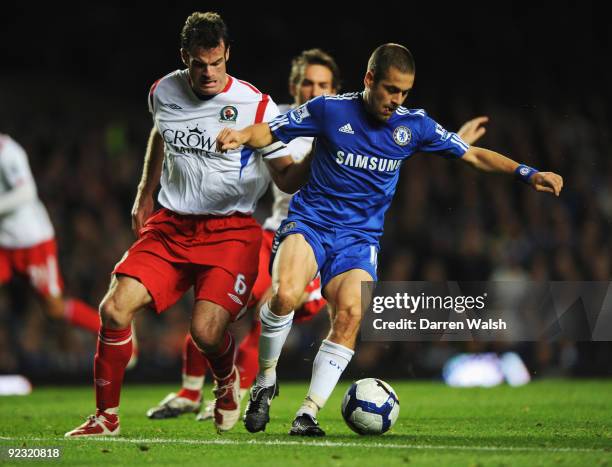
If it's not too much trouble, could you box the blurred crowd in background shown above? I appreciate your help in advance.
[1,3,610,383]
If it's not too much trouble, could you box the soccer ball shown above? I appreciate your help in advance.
[341,378,400,435]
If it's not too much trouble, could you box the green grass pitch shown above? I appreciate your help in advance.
[1,380,611,466]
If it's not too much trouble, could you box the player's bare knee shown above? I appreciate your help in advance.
[272,280,303,314]
[270,290,297,315]
[190,325,223,353]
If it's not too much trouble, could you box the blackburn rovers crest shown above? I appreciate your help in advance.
[219,105,238,123]
[393,126,411,146]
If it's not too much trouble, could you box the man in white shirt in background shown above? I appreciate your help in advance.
[0,134,102,336]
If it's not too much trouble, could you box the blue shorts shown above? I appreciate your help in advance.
[271,217,378,290]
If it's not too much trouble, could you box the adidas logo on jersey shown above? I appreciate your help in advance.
[338,123,354,134]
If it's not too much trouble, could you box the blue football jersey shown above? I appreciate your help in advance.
[269,92,469,238]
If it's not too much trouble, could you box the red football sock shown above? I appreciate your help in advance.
[94,326,132,412]
[176,387,201,402]
[64,298,100,334]
[237,320,261,389]
[205,331,235,381]
[178,334,208,400]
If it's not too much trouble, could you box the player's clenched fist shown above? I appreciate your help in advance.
[216,128,248,153]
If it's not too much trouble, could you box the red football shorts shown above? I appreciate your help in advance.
[0,238,64,298]
[114,208,261,319]
[248,228,327,321]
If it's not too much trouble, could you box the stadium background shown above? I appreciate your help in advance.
[0,2,610,384]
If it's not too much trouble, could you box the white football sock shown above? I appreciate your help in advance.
[255,301,294,387]
[182,374,204,391]
[297,339,354,417]
[103,406,119,415]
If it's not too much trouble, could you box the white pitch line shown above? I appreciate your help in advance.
[0,436,608,454]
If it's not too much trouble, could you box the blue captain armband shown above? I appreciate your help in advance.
[515,164,538,184]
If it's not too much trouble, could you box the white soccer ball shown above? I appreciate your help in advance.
[341,378,400,435]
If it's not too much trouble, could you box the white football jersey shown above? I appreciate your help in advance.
[149,70,289,215]
[262,104,314,232]
[0,135,54,248]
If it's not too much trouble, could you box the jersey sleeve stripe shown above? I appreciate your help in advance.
[269,117,289,132]
[149,78,162,96]
[148,78,163,111]
[255,94,270,124]
[240,94,272,177]
[220,75,234,93]
[450,134,470,152]
[237,79,262,95]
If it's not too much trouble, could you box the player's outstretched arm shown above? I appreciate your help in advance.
[456,116,489,145]
[461,146,564,196]
[216,123,276,152]
[131,127,164,237]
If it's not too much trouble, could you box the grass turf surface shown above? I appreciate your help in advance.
[1,380,611,466]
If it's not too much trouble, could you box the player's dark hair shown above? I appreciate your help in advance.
[367,43,415,82]
[181,12,229,51]
[289,48,342,92]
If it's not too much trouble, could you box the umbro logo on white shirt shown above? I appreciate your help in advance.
[338,123,354,134]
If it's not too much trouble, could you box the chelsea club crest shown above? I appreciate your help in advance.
[393,126,411,146]
[219,105,238,123]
